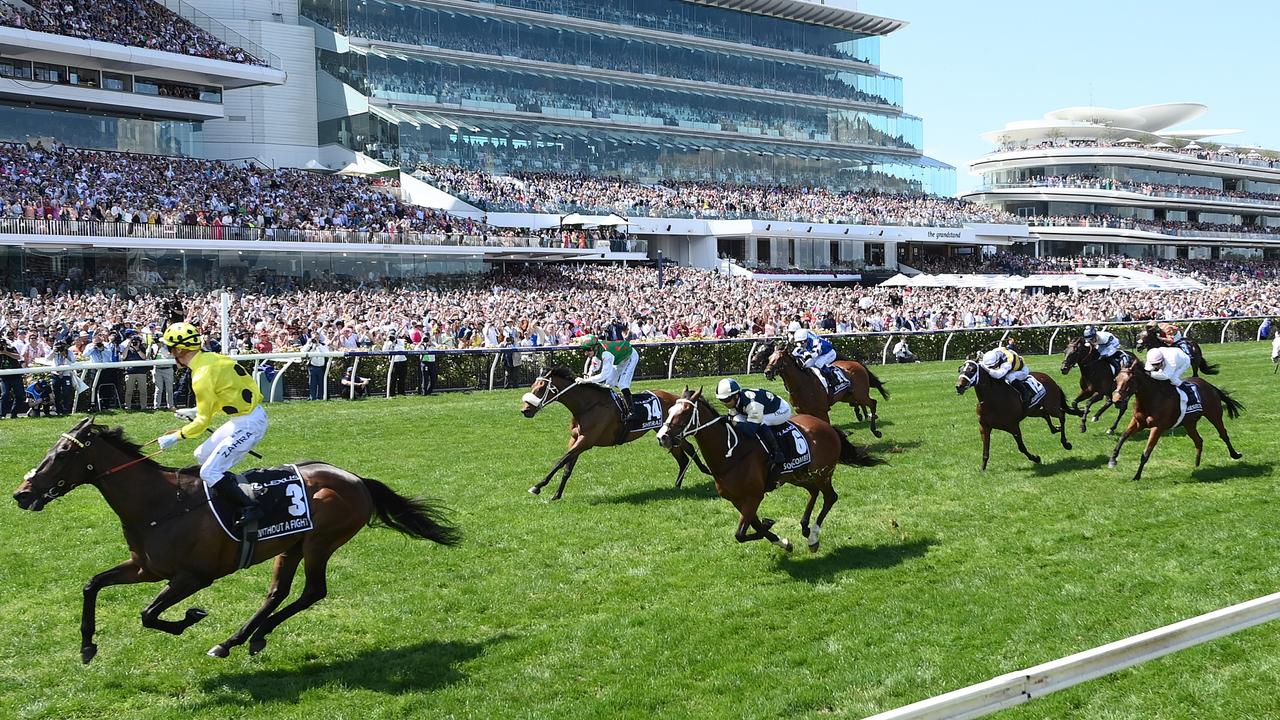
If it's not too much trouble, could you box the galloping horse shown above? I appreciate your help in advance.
[1136,325,1217,377]
[1107,360,1243,481]
[11,418,459,663]
[520,366,709,500]
[755,343,889,437]
[656,387,883,552]
[1060,337,1131,434]
[956,359,1080,470]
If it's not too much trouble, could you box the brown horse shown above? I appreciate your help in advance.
[1136,325,1217,377]
[520,366,709,500]
[655,387,883,552]
[1060,337,1132,435]
[11,418,459,664]
[956,359,1080,470]
[1107,359,1243,481]
[755,343,889,437]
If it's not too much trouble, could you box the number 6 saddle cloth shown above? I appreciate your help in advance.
[766,423,813,474]
[205,465,314,542]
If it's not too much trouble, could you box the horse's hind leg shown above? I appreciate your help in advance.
[551,454,581,501]
[863,396,881,438]
[1185,422,1204,467]
[80,560,161,664]
[733,495,791,551]
[1056,408,1073,451]
[1107,400,1128,435]
[1207,410,1243,460]
[139,574,213,636]
[980,425,992,472]
[209,548,303,658]
[799,487,819,549]
[248,539,346,656]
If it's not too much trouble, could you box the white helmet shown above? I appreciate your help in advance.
[792,328,812,344]
[1146,347,1166,368]
[715,378,741,400]
[981,348,1005,368]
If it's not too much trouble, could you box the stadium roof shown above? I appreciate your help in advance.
[681,0,906,35]
[980,102,1244,145]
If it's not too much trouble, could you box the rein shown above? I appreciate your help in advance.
[526,373,581,415]
[667,398,738,458]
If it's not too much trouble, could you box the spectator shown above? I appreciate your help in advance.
[301,331,331,401]
[45,341,77,414]
[0,334,23,419]
[24,376,53,417]
[341,365,370,398]
[148,334,175,410]
[383,331,408,396]
[120,334,149,410]
[893,338,917,364]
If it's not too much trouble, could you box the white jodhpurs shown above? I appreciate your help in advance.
[194,405,268,487]
[612,351,639,390]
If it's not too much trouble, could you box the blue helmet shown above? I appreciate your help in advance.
[1083,325,1097,340]
[715,378,741,400]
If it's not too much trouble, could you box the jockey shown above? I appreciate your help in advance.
[791,328,837,389]
[715,378,791,472]
[1083,325,1123,372]
[1157,322,1184,345]
[1145,346,1192,387]
[154,322,263,525]
[1272,333,1280,363]
[578,334,639,421]
[981,345,1036,406]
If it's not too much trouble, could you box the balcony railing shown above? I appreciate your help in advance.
[1027,217,1280,242]
[154,0,282,69]
[0,218,648,252]
[978,180,1280,210]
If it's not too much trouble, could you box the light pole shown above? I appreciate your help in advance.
[657,249,664,289]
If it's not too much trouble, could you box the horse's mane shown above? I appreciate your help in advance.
[547,366,579,383]
[88,424,160,466]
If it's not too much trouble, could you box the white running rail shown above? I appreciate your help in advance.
[863,589,1280,720]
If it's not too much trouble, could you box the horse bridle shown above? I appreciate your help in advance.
[958,361,980,388]
[525,371,580,415]
[662,398,738,458]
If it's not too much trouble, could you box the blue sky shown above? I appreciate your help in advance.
[860,0,1278,194]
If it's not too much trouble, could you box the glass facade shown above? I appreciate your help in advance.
[306,0,951,195]
[3,245,487,293]
[304,0,882,64]
[0,103,202,157]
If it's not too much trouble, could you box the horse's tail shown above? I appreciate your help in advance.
[1215,386,1244,419]
[361,477,461,546]
[864,367,890,400]
[1198,355,1220,375]
[836,429,885,467]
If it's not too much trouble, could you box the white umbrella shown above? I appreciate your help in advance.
[1182,142,1203,150]
[598,213,631,227]
[879,273,913,287]
[1147,141,1174,148]
[1115,137,1141,145]
[559,213,591,226]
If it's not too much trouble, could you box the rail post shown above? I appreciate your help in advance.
[270,360,296,403]
[348,357,360,400]
[746,342,758,374]
[667,346,680,380]
[941,331,955,362]
[488,353,500,391]
[881,335,894,366]
[322,358,331,401]
[1220,319,1233,344]
[1047,327,1061,356]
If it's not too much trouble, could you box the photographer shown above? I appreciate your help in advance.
[85,333,120,410]
[148,333,175,409]
[24,375,53,417]
[300,329,331,401]
[121,333,149,410]
[383,330,407,396]
[45,341,76,415]
[0,334,22,419]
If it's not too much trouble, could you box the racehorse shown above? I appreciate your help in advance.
[1060,337,1131,435]
[520,366,709,500]
[1136,326,1217,376]
[956,359,1080,471]
[655,387,883,552]
[11,418,459,664]
[755,343,889,438]
[1107,359,1243,481]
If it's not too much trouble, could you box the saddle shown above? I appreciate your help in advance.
[611,391,664,439]
[206,465,313,569]
[1173,382,1204,428]
[765,422,813,475]
[819,366,851,398]
[1012,376,1046,411]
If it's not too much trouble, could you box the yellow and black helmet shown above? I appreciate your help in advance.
[162,322,202,351]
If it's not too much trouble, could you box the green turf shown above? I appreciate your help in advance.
[1,342,1277,720]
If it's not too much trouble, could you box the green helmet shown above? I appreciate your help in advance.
[579,334,600,349]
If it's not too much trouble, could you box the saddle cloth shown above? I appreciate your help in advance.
[612,391,664,432]
[1022,375,1046,410]
[821,366,851,396]
[1174,382,1204,428]
[763,422,813,474]
[206,465,314,542]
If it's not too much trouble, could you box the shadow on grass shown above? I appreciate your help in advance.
[596,480,719,505]
[775,537,934,582]
[197,636,505,705]
[1031,454,1111,476]
[1186,461,1275,484]
[867,438,924,455]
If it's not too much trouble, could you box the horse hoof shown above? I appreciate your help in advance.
[1231,452,1243,460]
[872,430,883,439]
[186,608,209,624]
[1108,460,1117,469]
[1030,456,1042,464]
[807,540,820,553]
[248,638,267,656]
[1063,442,1073,451]
[1106,429,1115,436]
[207,644,230,659]
[81,644,98,665]
[528,486,541,495]
[778,538,793,553]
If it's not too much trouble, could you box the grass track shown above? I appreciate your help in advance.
[0,342,1277,719]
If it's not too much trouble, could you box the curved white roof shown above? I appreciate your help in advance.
[681,0,906,35]
[981,102,1242,145]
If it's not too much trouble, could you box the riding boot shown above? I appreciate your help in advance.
[1013,380,1035,409]
[214,473,262,528]
[620,388,633,422]
[757,427,785,491]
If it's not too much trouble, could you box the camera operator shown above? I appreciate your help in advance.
[0,333,23,419]
[45,341,76,415]
[84,333,120,410]
[148,332,175,410]
[121,333,149,410]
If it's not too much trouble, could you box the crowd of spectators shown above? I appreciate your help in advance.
[1028,215,1280,238]
[993,139,1280,170]
[0,141,497,238]
[416,164,1020,226]
[0,0,267,66]
[3,259,1276,415]
[1000,174,1280,206]
[908,253,1280,282]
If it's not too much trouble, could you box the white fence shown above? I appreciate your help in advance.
[864,589,1280,720]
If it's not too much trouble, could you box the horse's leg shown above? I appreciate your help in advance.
[208,548,303,658]
[248,545,338,656]
[531,436,585,497]
[672,445,690,489]
[1012,426,1041,465]
[80,560,161,664]
[1207,409,1243,460]
[1108,417,1142,469]
[864,394,881,439]
[551,451,583,501]
[1091,398,1114,424]
[733,493,790,551]
[1056,404,1073,451]
[139,573,214,635]
[808,480,838,553]
[1132,427,1163,481]
[1078,394,1097,433]
[1107,400,1128,435]
[1185,421,1204,467]
[683,440,712,476]
[980,424,992,472]
[798,486,819,547]
[1071,389,1091,414]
